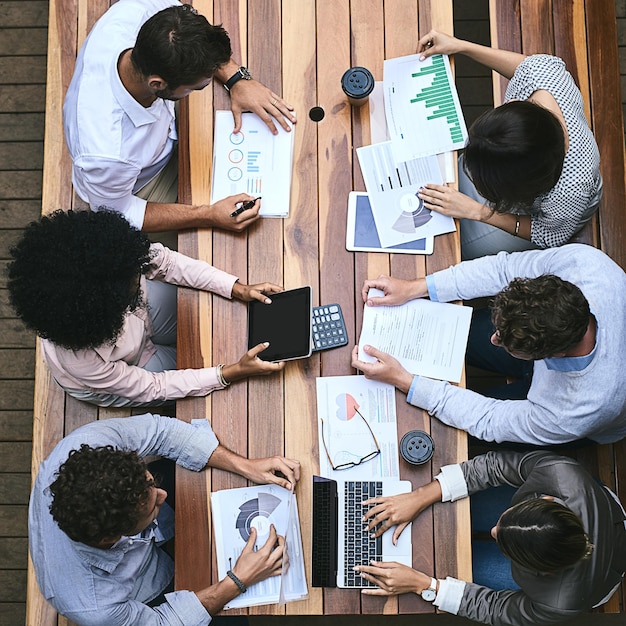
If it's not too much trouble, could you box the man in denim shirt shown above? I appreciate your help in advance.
[29,413,300,625]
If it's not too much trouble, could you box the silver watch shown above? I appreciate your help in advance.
[420,577,438,602]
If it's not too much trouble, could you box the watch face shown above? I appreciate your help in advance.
[240,66,251,79]
[421,588,436,602]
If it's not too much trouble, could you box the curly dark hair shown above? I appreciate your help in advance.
[463,100,565,214]
[7,209,152,350]
[491,275,590,359]
[49,445,153,544]
[496,498,592,572]
[131,4,232,91]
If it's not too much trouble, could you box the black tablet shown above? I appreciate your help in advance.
[247,286,313,361]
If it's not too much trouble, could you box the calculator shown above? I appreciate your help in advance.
[312,304,349,352]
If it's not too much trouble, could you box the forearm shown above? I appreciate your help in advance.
[482,212,531,240]
[455,39,526,79]
[207,444,254,478]
[214,59,243,85]
[142,202,209,232]
[195,576,242,617]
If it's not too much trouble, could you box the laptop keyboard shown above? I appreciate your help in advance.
[312,304,348,351]
[343,481,383,587]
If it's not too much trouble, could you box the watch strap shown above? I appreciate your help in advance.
[224,66,251,91]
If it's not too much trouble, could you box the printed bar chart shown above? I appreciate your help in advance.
[410,55,465,144]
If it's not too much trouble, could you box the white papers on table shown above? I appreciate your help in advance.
[383,54,468,163]
[211,484,308,609]
[356,141,455,248]
[358,289,472,383]
[316,375,400,480]
[211,110,294,217]
[369,81,456,183]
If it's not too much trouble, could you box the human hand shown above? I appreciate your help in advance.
[201,194,261,232]
[357,562,432,597]
[240,456,301,491]
[222,343,286,383]
[351,345,413,393]
[418,184,489,221]
[232,281,283,304]
[229,79,297,135]
[417,30,464,60]
[231,526,285,588]
[361,275,427,307]
[362,481,442,544]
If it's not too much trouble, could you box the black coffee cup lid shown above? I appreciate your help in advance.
[400,430,434,465]
[341,67,375,98]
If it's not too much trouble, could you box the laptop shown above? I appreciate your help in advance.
[312,476,413,588]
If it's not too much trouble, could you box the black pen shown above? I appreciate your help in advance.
[230,196,262,218]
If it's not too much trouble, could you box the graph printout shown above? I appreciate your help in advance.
[211,110,294,217]
[384,53,468,163]
[316,375,400,480]
[356,141,455,248]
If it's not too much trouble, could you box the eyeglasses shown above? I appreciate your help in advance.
[320,406,381,471]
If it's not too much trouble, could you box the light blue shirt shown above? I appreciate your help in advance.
[29,414,219,626]
[408,244,626,444]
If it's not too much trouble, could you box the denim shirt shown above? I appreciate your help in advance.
[29,414,219,626]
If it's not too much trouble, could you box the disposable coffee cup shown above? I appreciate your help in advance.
[341,66,375,106]
[399,430,434,465]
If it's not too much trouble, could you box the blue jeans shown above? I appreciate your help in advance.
[471,486,520,591]
[467,307,534,400]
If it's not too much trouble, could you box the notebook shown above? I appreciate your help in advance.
[312,476,412,588]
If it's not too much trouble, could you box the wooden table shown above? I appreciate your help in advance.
[175,0,470,615]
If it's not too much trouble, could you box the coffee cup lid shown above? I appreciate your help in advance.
[341,66,375,99]
[400,430,434,465]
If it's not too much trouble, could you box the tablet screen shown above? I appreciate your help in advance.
[247,286,313,361]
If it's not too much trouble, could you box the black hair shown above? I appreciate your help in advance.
[497,498,592,572]
[491,274,590,359]
[8,209,152,350]
[463,100,566,214]
[49,445,152,544]
[131,4,232,91]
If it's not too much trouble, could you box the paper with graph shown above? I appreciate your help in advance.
[316,375,399,480]
[356,141,455,248]
[383,54,468,163]
[211,110,294,217]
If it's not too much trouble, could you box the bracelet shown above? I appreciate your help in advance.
[514,217,521,237]
[226,569,247,593]
[216,363,231,387]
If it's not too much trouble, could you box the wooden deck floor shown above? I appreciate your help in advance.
[1,0,624,624]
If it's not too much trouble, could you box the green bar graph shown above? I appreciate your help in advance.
[409,55,463,145]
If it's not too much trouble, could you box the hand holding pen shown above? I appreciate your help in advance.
[231,197,262,218]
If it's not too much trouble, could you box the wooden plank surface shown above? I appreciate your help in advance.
[176,0,467,615]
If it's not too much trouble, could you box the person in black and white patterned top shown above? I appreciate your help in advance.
[416,31,602,260]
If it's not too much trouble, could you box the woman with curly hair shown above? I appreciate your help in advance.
[8,209,285,407]
[416,31,602,260]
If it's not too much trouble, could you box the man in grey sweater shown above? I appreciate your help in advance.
[351,244,626,445]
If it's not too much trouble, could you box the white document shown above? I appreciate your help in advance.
[316,375,400,480]
[211,110,294,217]
[211,484,308,609]
[356,141,456,248]
[358,289,472,383]
[383,53,468,163]
[370,81,456,183]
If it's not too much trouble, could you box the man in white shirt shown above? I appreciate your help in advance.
[64,0,296,233]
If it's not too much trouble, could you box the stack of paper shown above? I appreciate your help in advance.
[354,54,468,251]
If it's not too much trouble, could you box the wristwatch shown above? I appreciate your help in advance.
[223,66,252,91]
[420,577,438,602]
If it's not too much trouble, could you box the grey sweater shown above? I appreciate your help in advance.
[407,244,626,444]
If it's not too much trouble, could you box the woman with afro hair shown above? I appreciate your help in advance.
[8,209,285,407]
